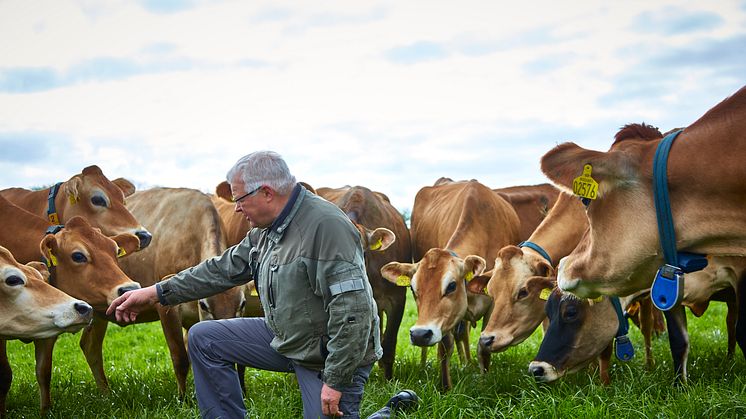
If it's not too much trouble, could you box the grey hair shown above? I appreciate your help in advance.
[226,151,297,195]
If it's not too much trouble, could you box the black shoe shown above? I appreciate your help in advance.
[366,390,419,419]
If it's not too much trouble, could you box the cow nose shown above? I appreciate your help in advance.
[117,284,141,296]
[479,335,494,349]
[135,230,153,249]
[530,365,545,378]
[75,302,93,317]
[410,329,433,346]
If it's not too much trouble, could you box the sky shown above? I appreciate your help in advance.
[1,0,745,212]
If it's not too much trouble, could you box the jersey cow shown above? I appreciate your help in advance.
[540,85,746,299]
[0,165,152,250]
[1,247,94,418]
[493,183,559,241]
[316,185,411,380]
[112,187,246,398]
[381,178,520,389]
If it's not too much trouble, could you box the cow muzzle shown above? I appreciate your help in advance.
[410,326,441,346]
[528,361,562,383]
[135,230,153,249]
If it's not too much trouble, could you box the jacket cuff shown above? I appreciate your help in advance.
[322,371,352,392]
[155,282,171,306]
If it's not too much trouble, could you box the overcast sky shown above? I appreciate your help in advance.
[1,0,745,212]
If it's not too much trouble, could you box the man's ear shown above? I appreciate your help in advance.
[216,181,233,202]
[380,262,417,286]
[112,178,137,197]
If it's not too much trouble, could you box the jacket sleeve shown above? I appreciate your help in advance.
[314,219,377,390]
[157,235,256,306]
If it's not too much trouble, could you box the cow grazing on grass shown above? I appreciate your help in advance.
[112,187,246,398]
[1,247,94,418]
[381,178,520,390]
[317,185,410,380]
[0,165,152,249]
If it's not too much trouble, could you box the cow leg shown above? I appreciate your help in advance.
[453,320,472,366]
[639,298,655,369]
[598,343,613,385]
[79,316,111,391]
[419,347,428,368]
[33,337,57,415]
[0,339,10,418]
[437,333,454,391]
[477,317,490,373]
[663,305,689,384]
[736,279,746,359]
[157,305,189,398]
[724,290,738,358]
[379,297,405,380]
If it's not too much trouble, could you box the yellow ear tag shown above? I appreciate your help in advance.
[464,272,474,281]
[68,194,78,205]
[483,286,490,296]
[539,288,552,301]
[117,247,127,258]
[591,296,603,303]
[250,288,259,297]
[572,164,599,200]
[369,238,383,251]
[46,252,58,267]
[396,275,411,287]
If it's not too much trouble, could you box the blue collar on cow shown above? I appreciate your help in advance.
[610,296,634,361]
[518,241,552,266]
[47,182,64,224]
[650,130,708,311]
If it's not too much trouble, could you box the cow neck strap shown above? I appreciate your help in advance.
[518,241,552,266]
[652,130,683,267]
[47,182,63,224]
[610,296,634,361]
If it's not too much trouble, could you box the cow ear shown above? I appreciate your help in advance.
[365,227,396,252]
[63,176,82,205]
[112,233,140,256]
[299,181,317,195]
[26,261,51,282]
[466,273,490,295]
[527,276,556,299]
[40,234,59,267]
[540,143,640,197]
[216,181,233,202]
[532,258,554,278]
[380,262,417,286]
[463,255,486,280]
[112,178,136,197]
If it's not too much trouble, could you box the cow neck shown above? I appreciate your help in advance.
[267,183,303,241]
[518,241,552,265]
[47,182,64,224]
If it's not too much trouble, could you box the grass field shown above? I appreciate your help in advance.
[6,294,746,418]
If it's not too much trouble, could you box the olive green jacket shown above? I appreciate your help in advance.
[157,184,382,389]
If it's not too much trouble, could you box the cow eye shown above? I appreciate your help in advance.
[516,287,529,300]
[5,275,24,286]
[199,300,209,311]
[445,281,457,295]
[91,195,107,207]
[563,303,579,321]
[71,252,88,263]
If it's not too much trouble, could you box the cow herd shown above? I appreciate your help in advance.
[2,84,745,417]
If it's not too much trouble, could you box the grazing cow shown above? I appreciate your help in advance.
[110,187,246,398]
[493,183,559,241]
[0,165,152,249]
[1,248,94,418]
[317,185,412,380]
[540,85,746,299]
[381,179,520,389]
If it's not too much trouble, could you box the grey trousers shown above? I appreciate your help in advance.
[187,317,373,419]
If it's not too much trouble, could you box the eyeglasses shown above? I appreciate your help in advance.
[233,185,263,204]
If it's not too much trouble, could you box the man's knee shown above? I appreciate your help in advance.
[188,320,215,353]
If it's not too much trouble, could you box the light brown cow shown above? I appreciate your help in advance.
[110,187,245,398]
[1,248,94,418]
[0,165,152,249]
[493,183,559,241]
[540,85,746,299]
[381,178,520,389]
[317,185,411,380]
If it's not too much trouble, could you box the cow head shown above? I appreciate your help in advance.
[59,166,152,249]
[197,285,248,320]
[381,248,485,346]
[39,216,141,310]
[528,290,617,383]
[469,245,554,353]
[0,246,92,340]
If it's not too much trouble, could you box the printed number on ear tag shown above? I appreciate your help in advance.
[572,164,598,200]
[651,265,684,311]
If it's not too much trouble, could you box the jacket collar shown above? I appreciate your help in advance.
[268,183,303,240]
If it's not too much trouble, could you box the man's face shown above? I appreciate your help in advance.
[230,176,270,228]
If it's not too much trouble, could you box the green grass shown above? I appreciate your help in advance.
[6,296,746,418]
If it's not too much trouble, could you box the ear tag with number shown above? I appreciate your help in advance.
[572,164,599,200]
[369,238,383,251]
[539,288,552,301]
[117,247,127,258]
[396,275,411,287]
[46,251,58,267]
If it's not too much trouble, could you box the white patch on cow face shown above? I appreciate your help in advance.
[528,360,564,382]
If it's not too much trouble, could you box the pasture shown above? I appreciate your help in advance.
[6,295,746,418]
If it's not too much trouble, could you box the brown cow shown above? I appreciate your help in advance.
[0,165,152,249]
[317,185,411,380]
[381,178,520,389]
[1,248,94,418]
[109,187,246,398]
[493,183,559,241]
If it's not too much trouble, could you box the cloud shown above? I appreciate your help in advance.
[384,41,449,65]
[522,52,578,75]
[630,7,724,35]
[139,0,198,15]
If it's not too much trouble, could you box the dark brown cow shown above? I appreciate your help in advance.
[317,185,412,380]
[110,187,245,398]
[381,178,520,389]
[0,165,152,249]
